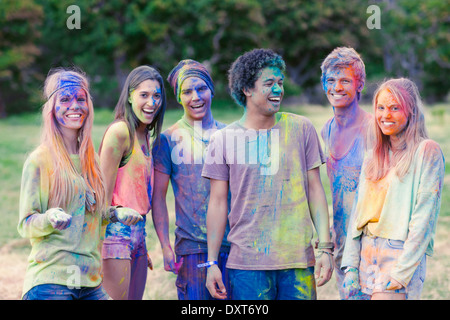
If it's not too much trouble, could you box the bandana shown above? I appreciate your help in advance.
[167,59,214,102]
[47,75,88,100]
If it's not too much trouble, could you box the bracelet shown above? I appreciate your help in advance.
[197,261,218,268]
[344,267,358,274]
[316,250,334,258]
[317,241,335,251]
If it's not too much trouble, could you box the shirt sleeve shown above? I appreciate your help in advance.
[152,133,172,176]
[17,153,54,239]
[304,119,326,170]
[391,140,445,286]
[202,129,229,181]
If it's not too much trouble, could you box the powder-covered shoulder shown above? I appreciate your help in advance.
[281,112,316,129]
[320,117,333,141]
[414,140,445,174]
[420,139,444,162]
[105,120,130,142]
[24,145,52,169]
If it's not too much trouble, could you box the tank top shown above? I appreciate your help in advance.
[111,133,153,215]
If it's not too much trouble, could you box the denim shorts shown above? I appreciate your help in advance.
[23,284,109,300]
[359,235,426,299]
[229,267,316,300]
[102,216,147,260]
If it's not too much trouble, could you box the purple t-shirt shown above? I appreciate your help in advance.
[152,117,230,255]
[202,112,325,270]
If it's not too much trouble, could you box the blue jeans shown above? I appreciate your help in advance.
[176,252,230,300]
[23,284,109,300]
[229,267,316,300]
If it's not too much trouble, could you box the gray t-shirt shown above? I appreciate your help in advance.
[202,112,325,270]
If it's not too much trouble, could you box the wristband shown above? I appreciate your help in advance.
[197,261,218,268]
[317,241,335,251]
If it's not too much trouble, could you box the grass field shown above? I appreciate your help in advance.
[0,102,449,300]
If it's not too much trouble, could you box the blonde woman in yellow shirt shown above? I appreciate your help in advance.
[341,78,444,300]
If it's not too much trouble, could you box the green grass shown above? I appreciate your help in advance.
[1,102,449,299]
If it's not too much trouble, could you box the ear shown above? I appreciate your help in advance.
[243,87,253,97]
[357,80,364,93]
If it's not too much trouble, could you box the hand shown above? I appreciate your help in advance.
[206,265,227,299]
[386,278,403,290]
[342,268,361,299]
[115,207,143,226]
[46,208,72,230]
[315,251,333,287]
[147,252,154,270]
[162,246,183,274]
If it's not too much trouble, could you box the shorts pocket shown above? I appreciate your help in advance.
[387,239,404,249]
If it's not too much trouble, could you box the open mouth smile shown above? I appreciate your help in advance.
[190,103,205,109]
[66,113,83,119]
[268,96,281,103]
[143,108,156,115]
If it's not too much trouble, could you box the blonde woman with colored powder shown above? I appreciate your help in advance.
[18,68,141,300]
[99,65,166,300]
[341,78,445,300]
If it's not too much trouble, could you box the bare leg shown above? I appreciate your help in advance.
[102,259,131,300]
[128,254,148,300]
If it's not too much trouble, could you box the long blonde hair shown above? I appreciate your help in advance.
[365,78,428,181]
[40,67,106,215]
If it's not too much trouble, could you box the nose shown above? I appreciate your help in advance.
[146,98,155,107]
[192,89,200,101]
[272,83,283,94]
[334,81,344,91]
[70,98,81,110]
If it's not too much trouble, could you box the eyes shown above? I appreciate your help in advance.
[326,78,351,85]
[59,95,86,104]
[140,92,161,100]
[181,85,209,96]
[263,80,284,88]
[376,105,401,112]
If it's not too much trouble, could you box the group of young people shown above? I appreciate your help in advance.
[17,46,444,300]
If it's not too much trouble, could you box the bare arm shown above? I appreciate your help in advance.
[99,122,142,225]
[205,179,229,299]
[307,166,333,286]
[152,170,180,273]
[99,122,130,205]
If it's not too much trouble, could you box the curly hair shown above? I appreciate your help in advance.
[228,48,286,107]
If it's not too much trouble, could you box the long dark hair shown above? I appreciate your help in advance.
[112,65,166,152]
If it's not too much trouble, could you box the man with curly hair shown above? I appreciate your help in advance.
[201,48,334,300]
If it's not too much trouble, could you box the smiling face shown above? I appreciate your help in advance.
[323,66,362,108]
[244,66,284,115]
[179,77,212,122]
[375,88,408,137]
[129,79,162,126]
[54,86,89,134]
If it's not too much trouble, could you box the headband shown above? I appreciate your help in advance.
[167,59,214,102]
[47,77,88,100]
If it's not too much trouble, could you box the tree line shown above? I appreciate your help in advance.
[0,0,448,117]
